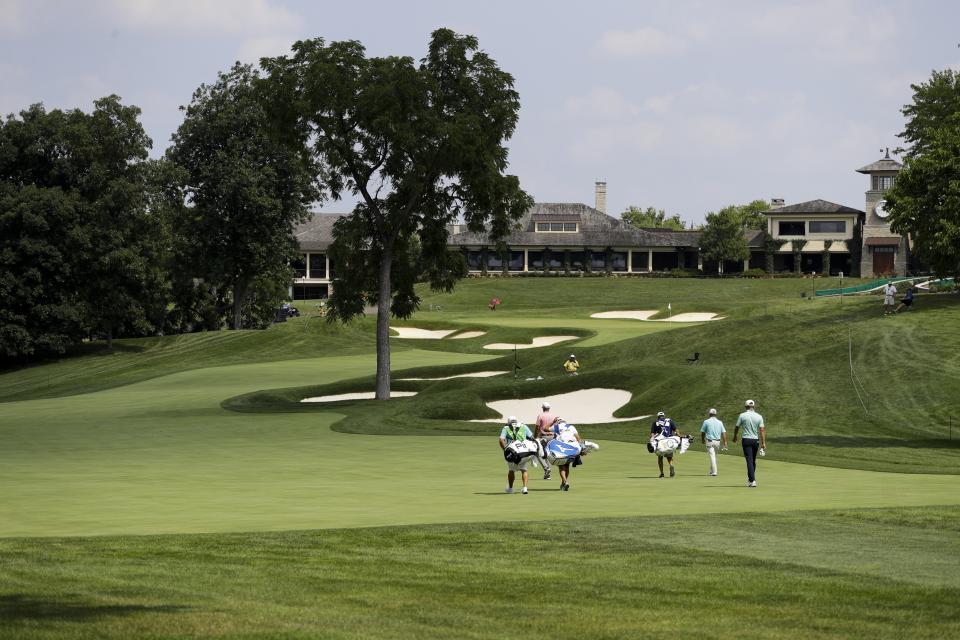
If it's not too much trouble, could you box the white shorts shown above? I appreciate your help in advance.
[507,459,531,471]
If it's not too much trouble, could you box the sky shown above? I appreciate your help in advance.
[2,0,958,225]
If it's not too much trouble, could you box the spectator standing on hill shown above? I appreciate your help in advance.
[534,401,557,480]
[700,408,727,476]
[650,411,681,477]
[499,416,533,494]
[895,286,914,313]
[733,399,766,487]
[883,281,897,316]
[563,354,580,376]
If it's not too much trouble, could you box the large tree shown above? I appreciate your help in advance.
[621,206,686,230]
[885,69,960,276]
[262,29,532,399]
[699,207,750,273]
[167,63,319,330]
[0,98,160,360]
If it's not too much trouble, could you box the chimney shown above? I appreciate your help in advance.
[595,181,607,214]
[770,198,785,209]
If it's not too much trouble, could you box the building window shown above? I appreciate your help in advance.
[508,251,524,271]
[809,221,846,234]
[872,175,895,191]
[872,246,896,254]
[292,254,306,278]
[610,251,628,271]
[291,284,328,300]
[465,251,483,270]
[308,253,326,279]
[535,222,579,232]
[778,221,805,236]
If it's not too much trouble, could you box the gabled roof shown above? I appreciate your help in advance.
[764,199,863,215]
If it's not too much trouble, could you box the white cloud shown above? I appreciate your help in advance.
[748,0,897,63]
[596,27,687,58]
[106,0,301,35]
[564,87,640,120]
[643,93,674,114]
[0,0,26,31]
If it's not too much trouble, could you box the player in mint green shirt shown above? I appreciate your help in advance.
[700,408,727,476]
[733,399,766,487]
[499,416,534,494]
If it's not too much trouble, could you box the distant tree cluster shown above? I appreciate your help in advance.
[620,206,687,231]
[1,29,529,379]
[699,200,769,272]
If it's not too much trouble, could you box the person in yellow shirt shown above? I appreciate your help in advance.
[563,354,580,376]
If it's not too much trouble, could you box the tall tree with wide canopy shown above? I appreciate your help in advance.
[262,29,532,399]
[885,69,960,276]
[168,63,319,330]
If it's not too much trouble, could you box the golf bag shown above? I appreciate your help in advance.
[504,438,544,465]
[545,439,599,466]
[649,434,693,457]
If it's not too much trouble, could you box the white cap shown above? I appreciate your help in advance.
[657,411,665,417]
[708,408,717,415]
[569,354,576,359]
[745,399,755,407]
[507,415,517,425]
[542,401,551,409]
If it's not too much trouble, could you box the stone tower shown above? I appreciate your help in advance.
[856,149,906,277]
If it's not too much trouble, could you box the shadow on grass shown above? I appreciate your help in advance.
[0,594,190,622]
[774,436,960,449]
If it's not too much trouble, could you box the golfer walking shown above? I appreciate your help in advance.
[499,416,533,494]
[700,408,727,476]
[883,281,897,316]
[534,401,557,480]
[733,400,766,487]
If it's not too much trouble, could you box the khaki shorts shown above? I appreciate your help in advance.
[507,459,531,471]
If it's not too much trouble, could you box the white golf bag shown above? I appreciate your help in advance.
[648,434,693,457]
[504,438,545,465]
[545,439,599,466]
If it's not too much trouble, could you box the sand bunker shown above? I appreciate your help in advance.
[659,312,723,322]
[590,310,658,320]
[483,336,577,350]
[301,391,418,403]
[590,310,722,322]
[400,371,508,381]
[471,388,648,424]
[449,331,486,339]
[391,327,457,339]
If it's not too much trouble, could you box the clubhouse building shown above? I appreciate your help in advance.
[291,152,908,298]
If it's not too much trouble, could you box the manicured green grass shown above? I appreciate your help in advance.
[2,276,959,638]
[2,506,959,639]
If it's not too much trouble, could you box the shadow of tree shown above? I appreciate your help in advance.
[773,436,960,450]
[0,594,190,622]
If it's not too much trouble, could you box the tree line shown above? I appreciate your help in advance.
[1,29,531,388]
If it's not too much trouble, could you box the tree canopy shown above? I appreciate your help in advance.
[699,207,750,272]
[167,63,319,330]
[0,97,159,361]
[620,206,686,230]
[262,28,532,399]
[885,69,960,276]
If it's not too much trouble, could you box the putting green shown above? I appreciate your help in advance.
[2,346,959,537]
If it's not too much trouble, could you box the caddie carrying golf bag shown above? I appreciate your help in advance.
[545,439,600,466]
[649,434,693,457]
[504,438,544,465]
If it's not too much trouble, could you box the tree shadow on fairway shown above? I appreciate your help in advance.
[0,594,191,622]
[774,436,960,450]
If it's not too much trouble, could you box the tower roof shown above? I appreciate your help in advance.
[856,150,903,174]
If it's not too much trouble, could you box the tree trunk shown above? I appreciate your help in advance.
[232,287,245,330]
[375,245,393,400]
